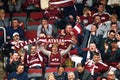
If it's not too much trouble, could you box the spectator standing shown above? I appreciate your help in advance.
[24,44,43,69]
[40,43,72,67]
[85,52,109,80]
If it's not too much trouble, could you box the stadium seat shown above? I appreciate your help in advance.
[65,67,76,72]
[30,12,44,21]
[25,30,37,40]
[28,68,43,79]
[44,68,57,79]
[26,21,40,30]
[12,12,27,27]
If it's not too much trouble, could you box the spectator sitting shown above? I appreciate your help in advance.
[7,64,28,80]
[53,64,68,80]
[47,73,56,80]
[5,52,22,74]
[0,0,8,12]
[7,0,23,12]
[6,18,25,41]
[107,70,118,80]
[104,14,120,30]
[9,32,27,56]
[0,9,10,28]
[74,63,93,80]
[67,72,75,80]
[37,18,53,38]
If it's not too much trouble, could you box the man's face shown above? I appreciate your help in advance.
[93,55,100,63]
[89,43,96,52]
[13,35,20,41]
[109,32,115,39]
[68,72,75,80]
[17,65,24,74]
[12,20,19,28]
[65,25,72,34]
[107,71,116,80]
[77,66,84,73]
[30,46,36,54]
[12,53,19,61]
[97,5,104,12]
[94,16,101,24]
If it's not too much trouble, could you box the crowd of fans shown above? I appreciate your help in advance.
[0,0,120,80]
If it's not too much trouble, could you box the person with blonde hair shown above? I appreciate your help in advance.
[47,73,56,80]
[0,9,9,28]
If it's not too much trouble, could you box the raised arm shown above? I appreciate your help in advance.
[39,45,51,56]
[60,44,72,56]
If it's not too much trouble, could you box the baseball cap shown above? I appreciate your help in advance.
[13,32,19,37]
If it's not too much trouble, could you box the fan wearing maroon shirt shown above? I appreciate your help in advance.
[40,43,73,67]
[24,44,44,69]
[92,3,110,23]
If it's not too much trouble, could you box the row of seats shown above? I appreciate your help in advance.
[28,67,76,79]
[4,12,57,40]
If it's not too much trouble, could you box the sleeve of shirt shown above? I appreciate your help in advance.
[37,25,42,37]
[45,24,53,36]
[60,44,72,56]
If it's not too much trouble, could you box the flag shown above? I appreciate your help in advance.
[72,24,82,35]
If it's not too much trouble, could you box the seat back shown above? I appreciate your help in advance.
[25,30,37,40]
[28,68,43,79]
[30,12,44,21]
[26,21,40,30]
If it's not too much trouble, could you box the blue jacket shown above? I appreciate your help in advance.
[8,71,28,80]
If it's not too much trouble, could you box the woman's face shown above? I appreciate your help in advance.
[42,19,48,25]
[48,75,55,80]
[52,45,58,53]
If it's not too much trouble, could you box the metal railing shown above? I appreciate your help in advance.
[0,27,6,43]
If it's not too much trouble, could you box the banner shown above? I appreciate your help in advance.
[14,38,72,49]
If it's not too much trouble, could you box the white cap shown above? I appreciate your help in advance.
[13,32,19,37]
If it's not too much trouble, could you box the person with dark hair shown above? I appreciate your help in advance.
[53,64,68,80]
[74,63,93,80]
[37,18,53,38]
[7,64,28,80]
[5,52,21,74]
[85,52,109,80]
[24,44,44,69]
[6,18,25,41]
[92,3,110,23]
